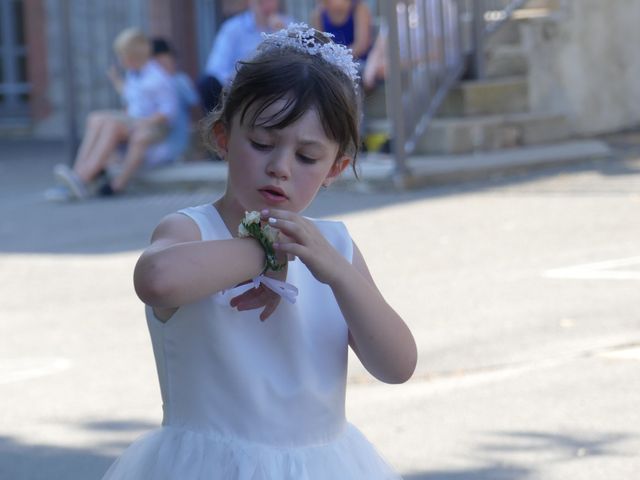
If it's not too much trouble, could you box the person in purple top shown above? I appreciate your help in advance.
[311,0,372,61]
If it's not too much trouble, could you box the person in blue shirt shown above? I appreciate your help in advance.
[198,0,287,114]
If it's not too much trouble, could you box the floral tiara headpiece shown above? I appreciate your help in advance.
[259,23,360,87]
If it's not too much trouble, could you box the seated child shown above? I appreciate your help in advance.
[50,28,180,200]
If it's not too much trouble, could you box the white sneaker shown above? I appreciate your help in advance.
[53,164,89,199]
[44,185,73,202]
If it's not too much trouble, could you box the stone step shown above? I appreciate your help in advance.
[365,73,530,126]
[486,44,528,78]
[416,111,570,155]
[516,0,561,13]
[438,75,529,117]
[345,139,612,188]
[486,19,522,47]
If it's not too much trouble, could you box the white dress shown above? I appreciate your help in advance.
[102,204,402,479]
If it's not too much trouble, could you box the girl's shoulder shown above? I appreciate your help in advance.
[175,204,231,242]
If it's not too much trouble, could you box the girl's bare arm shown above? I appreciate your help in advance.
[334,243,417,384]
[267,210,417,384]
[134,213,264,309]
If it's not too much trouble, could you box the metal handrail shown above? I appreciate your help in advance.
[383,0,532,186]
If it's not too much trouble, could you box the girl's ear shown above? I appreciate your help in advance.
[323,156,351,187]
[212,122,229,157]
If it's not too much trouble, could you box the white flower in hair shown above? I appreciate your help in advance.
[259,23,360,86]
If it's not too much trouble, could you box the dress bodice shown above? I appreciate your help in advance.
[146,204,354,446]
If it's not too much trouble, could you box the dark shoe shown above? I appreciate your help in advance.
[97,183,117,197]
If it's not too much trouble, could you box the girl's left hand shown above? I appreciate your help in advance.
[265,209,349,286]
[229,210,348,320]
[230,263,288,321]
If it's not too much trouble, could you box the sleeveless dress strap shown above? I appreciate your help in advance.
[177,204,232,241]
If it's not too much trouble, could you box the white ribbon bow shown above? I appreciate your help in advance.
[252,275,299,304]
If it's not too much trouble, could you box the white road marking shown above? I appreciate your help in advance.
[599,346,640,361]
[544,256,640,280]
[0,357,72,385]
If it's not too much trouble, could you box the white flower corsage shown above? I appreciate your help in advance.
[233,211,298,305]
[238,211,286,274]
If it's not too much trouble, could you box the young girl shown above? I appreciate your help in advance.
[102,23,416,479]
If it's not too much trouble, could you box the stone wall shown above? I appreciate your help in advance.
[522,0,640,135]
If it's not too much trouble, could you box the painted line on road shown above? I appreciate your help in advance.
[543,256,640,280]
[599,346,640,361]
[0,357,72,385]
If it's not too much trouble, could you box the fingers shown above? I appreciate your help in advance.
[230,286,270,311]
[262,209,309,243]
[274,241,305,259]
[268,217,303,241]
[260,298,280,321]
[229,284,282,321]
[261,208,294,221]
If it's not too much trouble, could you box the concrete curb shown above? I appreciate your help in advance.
[133,139,613,192]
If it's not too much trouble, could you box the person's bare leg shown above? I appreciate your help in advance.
[109,128,154,192]
[73,111,110,168]
[74,118,129,183]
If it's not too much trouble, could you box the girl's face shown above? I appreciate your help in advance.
[216,99,350,217]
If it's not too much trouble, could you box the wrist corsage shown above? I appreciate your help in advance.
[238,211,285,274]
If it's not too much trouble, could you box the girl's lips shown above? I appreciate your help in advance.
[259,187,288,203]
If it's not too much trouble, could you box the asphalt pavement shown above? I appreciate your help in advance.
[1,137,639,479]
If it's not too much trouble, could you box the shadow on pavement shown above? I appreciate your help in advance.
[0,435,114,480]
[477,429,634,462]
[0,419,157,480]
[403,465,531,480]
[403,428,634,480]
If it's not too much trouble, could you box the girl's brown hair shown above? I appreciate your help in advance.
[202,32,361,170]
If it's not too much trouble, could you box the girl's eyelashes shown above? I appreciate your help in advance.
[250,138,318,164]
[297,153,317,164]
[250,140,273,151]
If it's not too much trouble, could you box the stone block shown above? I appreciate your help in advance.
[485,44,528,78]
[438,76,529,117]
[416,112,569,155]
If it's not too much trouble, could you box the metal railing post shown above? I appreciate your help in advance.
[383,1,411,184]
[471,0,486,79]
[60,0,79,165]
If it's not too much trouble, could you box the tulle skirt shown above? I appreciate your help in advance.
[101,423,402,479]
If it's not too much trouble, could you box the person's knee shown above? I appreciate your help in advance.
[130,128,154,149]
[87,111,107,128]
